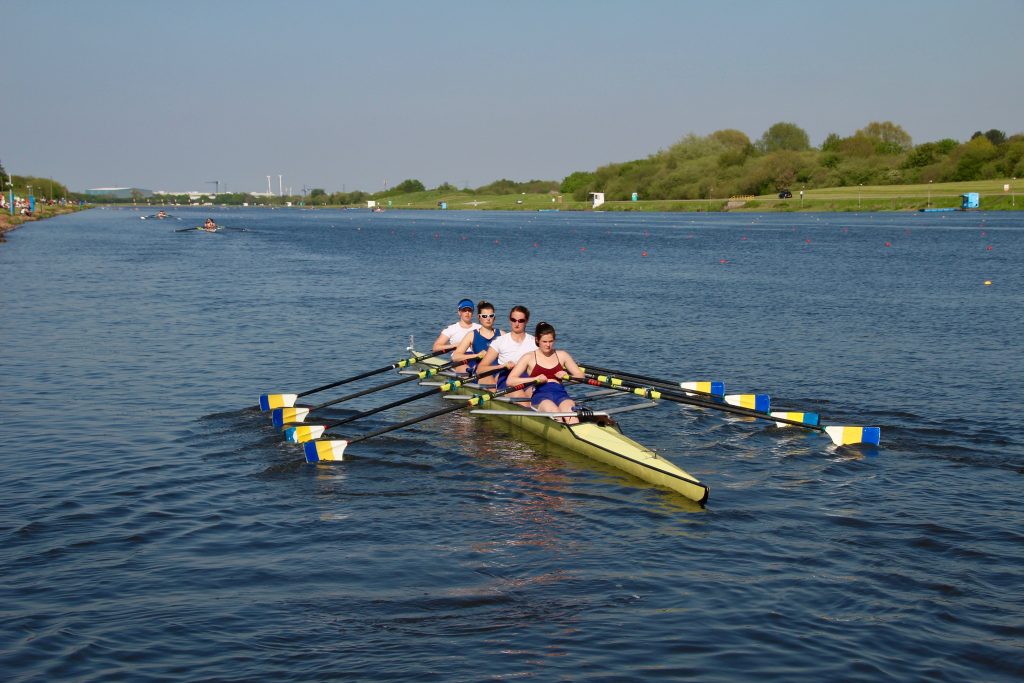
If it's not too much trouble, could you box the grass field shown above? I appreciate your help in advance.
[345,178,1021,213]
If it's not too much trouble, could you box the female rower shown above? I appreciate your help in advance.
[451,301,502,383]
[432,298,480,372]
[506,322,585,424]
[476,305,538,397]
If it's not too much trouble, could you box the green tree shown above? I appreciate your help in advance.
[820,133,842,152]
[757,122,810,152]
[973,129,1007,146]
[857,121,913,153]
[392,179,425,193]
[952,136,998,181]
[0,158,7,191]
[560,171,596,193]
[309,188,327,199]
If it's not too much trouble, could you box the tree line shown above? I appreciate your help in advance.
[559,122,1023,201]
[6,121,1020,207]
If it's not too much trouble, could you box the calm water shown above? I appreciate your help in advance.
[1,206,1021,681]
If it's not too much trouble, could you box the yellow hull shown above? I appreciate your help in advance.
[417,354,708,504]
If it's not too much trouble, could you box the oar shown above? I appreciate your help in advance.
[270,361,458,427]
[258,349,449,411]
[581,363,725,399]
[175,225,223,233]
[284,367,503,442]
[580,363,767,410]
[578,373,879,446]
[303,378,540,462]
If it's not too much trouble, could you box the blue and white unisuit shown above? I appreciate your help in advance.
[467,328,501,374]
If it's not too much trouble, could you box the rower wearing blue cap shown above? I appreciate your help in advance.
[432,298,481,371]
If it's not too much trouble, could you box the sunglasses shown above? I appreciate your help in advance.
[479,313,495,318]
[459,307,473,312]
[510,317,527,323]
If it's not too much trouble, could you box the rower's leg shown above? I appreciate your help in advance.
[557,398,579,425]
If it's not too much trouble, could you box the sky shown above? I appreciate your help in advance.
[2,0,1021,194]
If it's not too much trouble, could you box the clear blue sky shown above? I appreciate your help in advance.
[2,0,1021,193]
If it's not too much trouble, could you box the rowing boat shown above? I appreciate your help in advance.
[410,351,710,504]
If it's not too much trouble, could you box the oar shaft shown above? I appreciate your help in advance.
[297,349,446,399]
[344,379,538,446]
[310,363,451,411]
[324,366,503,430]
[581,363,715,397]
[580,373,820,431]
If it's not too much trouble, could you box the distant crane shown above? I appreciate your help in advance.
[206,180,219,195]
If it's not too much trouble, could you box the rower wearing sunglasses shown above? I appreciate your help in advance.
[432,298,481,371]
[451,301,503,383]
[476,304,538,398]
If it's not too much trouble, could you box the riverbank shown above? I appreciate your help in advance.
[0,204,85,242]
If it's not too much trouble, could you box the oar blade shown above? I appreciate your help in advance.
[259,393,298,411]
[724,393,770,412]
[680,381,725,397]
[283,424,326,444]
[770,411,820,428]
[824,426,881,446]
[304,439,349,462]
[271,407,309,428]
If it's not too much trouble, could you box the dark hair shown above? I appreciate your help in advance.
[477,300,494,314]
[534,321,555,339]
[510,304,530,320]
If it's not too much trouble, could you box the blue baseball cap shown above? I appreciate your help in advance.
[458,298,474,310]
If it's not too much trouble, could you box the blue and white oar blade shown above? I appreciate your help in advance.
[770,411,820,428]
[304,439,348,462]
[680,381,725,397]
[824,426,881,446]
[725,393,770,413]
[271,407,310,428]
[284,424,326,444]
[259,393,298,411]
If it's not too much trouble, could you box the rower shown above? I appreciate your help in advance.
[451,301,503,385]
[203,218,218,231]
[156,210,168,219]
[476,304,537,398]
[432,298,480,372]
[506,322,585,424]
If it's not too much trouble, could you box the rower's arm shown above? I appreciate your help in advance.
[431,330,453,353]
[450,333,477,363]
[475,346,500,376]
[506,355,535,386]
[559,352,585,380]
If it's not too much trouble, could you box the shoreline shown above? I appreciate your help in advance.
[0,204,84,242]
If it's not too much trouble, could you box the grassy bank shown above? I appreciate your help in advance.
[0,203,86,242]
[348,178,1021,213]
